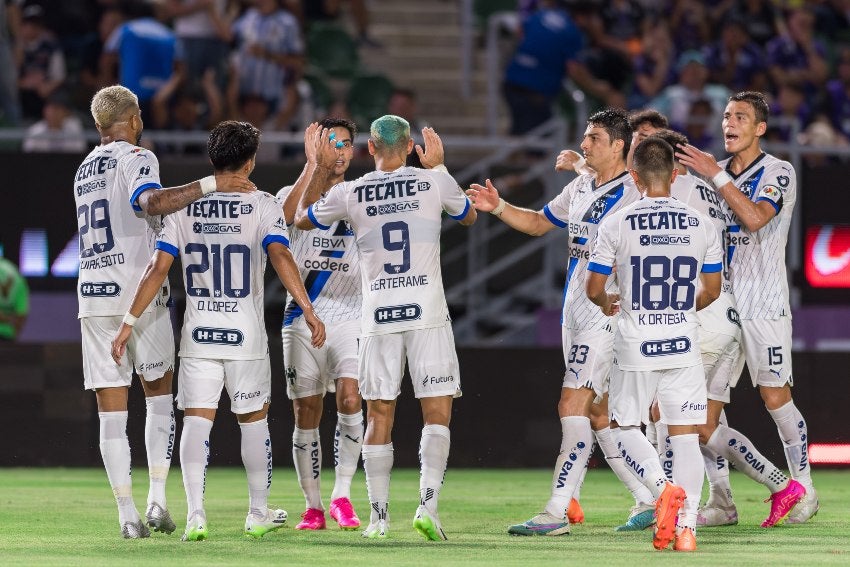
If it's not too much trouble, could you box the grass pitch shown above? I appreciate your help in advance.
[0,467,847,566]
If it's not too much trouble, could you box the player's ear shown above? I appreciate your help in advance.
[670,168,678,185]
[406,137,414,155]
[755,121,767,137]
[628,168,642,191]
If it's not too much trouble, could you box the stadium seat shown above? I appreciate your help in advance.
[304,72,334,113]
[307,24,359,78]
[347,73,395,131]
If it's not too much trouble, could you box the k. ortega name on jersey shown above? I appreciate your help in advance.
[75,155,117,180]
[369,274,429,291]
[354,178,420,202]
[636,312,688,325]
[625,211,698,231]
[185,199,253,219]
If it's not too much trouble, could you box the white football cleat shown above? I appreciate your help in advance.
[786,487,818,524]
[244,508,287,538]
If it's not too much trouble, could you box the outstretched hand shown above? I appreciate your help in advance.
[302,122,321,164]
[466,179,501,212]
[307,126,344,170]
[415,127,445,169]
[600,293,620,317]
[675,143,722,178]
[555,149,583,172]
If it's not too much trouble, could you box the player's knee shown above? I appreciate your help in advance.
[337,391,363,415]
[759,385,792,410]
[293,397,323,428]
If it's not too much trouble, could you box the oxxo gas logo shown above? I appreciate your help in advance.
[640,337,691,357]
[192,327,243,345]
[374,304,421,324]
[80,281,120,297]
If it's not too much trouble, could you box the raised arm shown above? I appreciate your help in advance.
[283,122,324,224]
[294,126,343,230]
[466,179,556,236]
[267,242,325,348]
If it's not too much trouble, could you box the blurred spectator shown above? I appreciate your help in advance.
[822,45,850,142]
[703,16,768,93]
[502,0,583,135]
[229,0,304,132]
[766,7,828,97]
[286,0,381,48]
[628,21,673,108]
[649,50,729,135]
[599,0,647,58]
[163,0,236,92]
[796,115,848,166]
[0,0,21,125]
[150,67,222,154]
[0,256,29,342]
[22,89,86,153]
[78,6,123,109]
[668,0,712,52]
[721,0,783,47]
[101,1,178,118]
[768,83,812,143]
[388,87,428,131]
[682,98,718,150]
[17,4,66,121]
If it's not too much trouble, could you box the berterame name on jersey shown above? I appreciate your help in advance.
[307,166,470,336]
[543,171,640,330]
[275,186,361,328]
[155,191,289,360]
[717,152,795,320]
[75,141,169,318]
[588,197,724,370]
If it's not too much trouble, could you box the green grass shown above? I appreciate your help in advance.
[0,467,847,565]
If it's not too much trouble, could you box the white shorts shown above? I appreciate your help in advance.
[82,307,175,390]
[699,328,745,404]
[561,326,614,397]
[176,356,271,414]
[741,317,793,387]
[610,364,707,427]
[283,319,359,399]
[697,291,741,338]
[358,324,461,401]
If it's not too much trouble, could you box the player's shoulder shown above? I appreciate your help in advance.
[114,141,158,162]
[762,153,795,179]
[275,185,292,201]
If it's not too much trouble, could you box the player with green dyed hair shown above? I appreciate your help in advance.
[370,115,410,151]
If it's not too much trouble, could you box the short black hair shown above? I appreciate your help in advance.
[628,109,668,131]
[632,137,674,185]
[208,121,260,172]
[588,107,632,160]
[320,117,357,140]
[647,128,688,151]
[729,91,769,125]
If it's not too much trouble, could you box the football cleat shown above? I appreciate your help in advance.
[413,505,447,541]
[181,513,208,542]
[507,512,570,536]
[762,479,805,528]
[615,503,655,532]
[245,508,287,538]
[653,482,686,550]
[786,487,818,524]
[330,497,361,530]
[697,503,738,527]
[567,498,584,524]
[145,502,176,534]
[121,519,151,539]
[362,520,389,539]
[673,527,697,552]
[295,508,326,530]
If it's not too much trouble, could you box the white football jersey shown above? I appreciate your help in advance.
[308,166,470,336]
[276,186,361,328]
[156,191,289,360]
[544,171,641,330]
[589,196,724,370]
[75,141,169,318]
[717,152,795,319]
[671,173,741,337]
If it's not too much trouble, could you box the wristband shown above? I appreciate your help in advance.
[490,197,506,216]
[431,164,449,174]
[199,175,217,195]
[574,156,586,172]
[122,313,138,327]
[712,170,732,189]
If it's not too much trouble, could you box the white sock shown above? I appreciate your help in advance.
[706,424,788,493]
[144,395,174,508]
[99,411,138,525]
[362,443,393,524]
[645,420,658,449]
[293,427,322,510]
[572,442,592,502]
[544,416,593,519]
[767,401,813,489]
[655,421,674,482]
[670,433,703,531]
[241,418,272,517]
[699,443,734,507]
[596,427,654,505]
[180,416,213,522]
[419,424,450,514]
[616,426,668,499]
[332,411,363,501]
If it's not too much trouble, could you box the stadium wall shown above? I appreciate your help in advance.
[0,342,846,469]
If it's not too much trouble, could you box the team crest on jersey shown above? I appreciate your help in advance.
[285,366,297,386]
[738,167,765,199]
[777,175,790,187]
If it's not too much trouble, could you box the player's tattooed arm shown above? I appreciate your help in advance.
[268,242,326,348]
[138,172,257,216]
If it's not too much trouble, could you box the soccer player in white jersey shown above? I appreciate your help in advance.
[587,136,723,551]
[76,85,255,538]
[676,91,817,523]
[276,118,364,531]
[468,108,655,536]
[653,128,805,528]
[295,116,476,541]
[111,121,326,541]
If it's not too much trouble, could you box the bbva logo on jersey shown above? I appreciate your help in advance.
[192,327,244,346]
